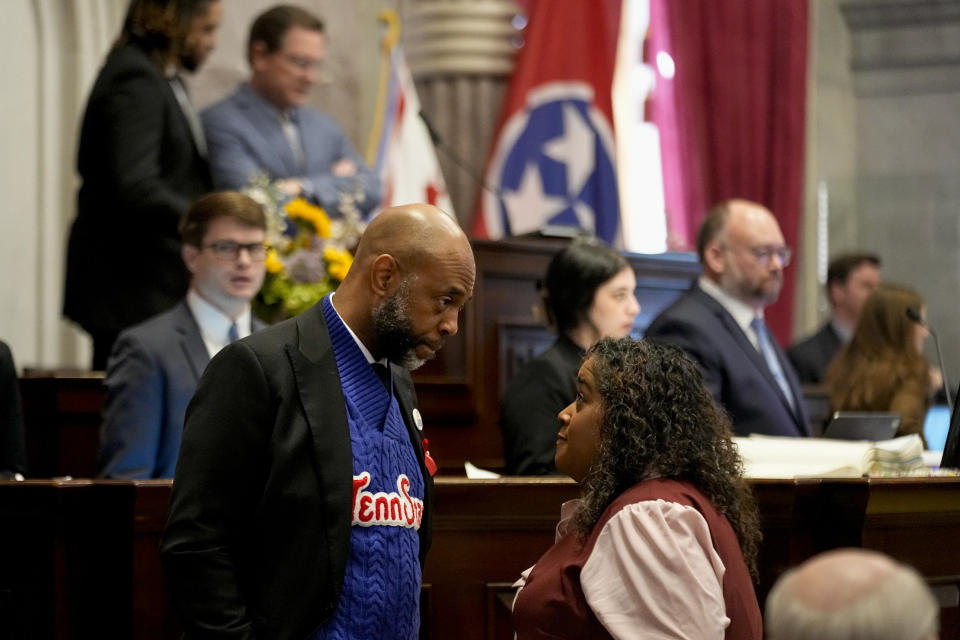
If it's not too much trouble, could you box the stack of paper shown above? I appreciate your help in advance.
[733,434,925,479]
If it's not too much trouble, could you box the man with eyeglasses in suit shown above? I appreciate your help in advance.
[202,4,381,218]
[646,199,810,438]
[98,191,269,479]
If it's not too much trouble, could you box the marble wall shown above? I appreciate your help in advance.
[803,0,960,389]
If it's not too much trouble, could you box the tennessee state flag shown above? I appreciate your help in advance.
[473,0,622,243]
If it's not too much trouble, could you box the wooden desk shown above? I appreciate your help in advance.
[2,477,959,639]
[18,372,105,479]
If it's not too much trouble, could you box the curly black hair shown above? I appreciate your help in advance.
[574,337,761,579]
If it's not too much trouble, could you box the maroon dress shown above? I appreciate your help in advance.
[512,478,762,639]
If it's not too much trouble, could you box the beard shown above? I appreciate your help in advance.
[180,49,202,73]
[722,266,782,307]
[371,276,431,370]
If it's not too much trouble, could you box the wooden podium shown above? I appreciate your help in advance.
[1,476,959,639]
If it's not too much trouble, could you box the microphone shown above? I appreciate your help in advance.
[419,109,442,146]
[418,110,503,201]
[906,307,953,414]
[418,110,590,239]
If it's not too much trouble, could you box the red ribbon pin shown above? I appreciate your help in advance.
[422,438,438,476]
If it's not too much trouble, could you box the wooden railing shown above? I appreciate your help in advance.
[1,477,959,639]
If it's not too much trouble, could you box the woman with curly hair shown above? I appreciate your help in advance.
[512,338,762,639]
[501,239,640,475]
[826,283,934,445]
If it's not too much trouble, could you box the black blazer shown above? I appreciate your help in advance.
[645,284,810,437]
[161,302,432,640]
[787,322,843,385]
[64,38,212,336]
[501,336,583,475]
[0,341,25,477]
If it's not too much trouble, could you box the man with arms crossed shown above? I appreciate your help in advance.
[98,191,267,479]
[162,204,475,639]
[202,4,381,217]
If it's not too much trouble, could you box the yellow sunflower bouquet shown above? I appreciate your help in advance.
[245,174,365,322]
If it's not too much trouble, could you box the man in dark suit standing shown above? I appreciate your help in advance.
[98,192,268,480]
[162,204,475,639]
[788,253,881,385]
[202,5,381,217]
[64,0,223,370]
[646,199,809,438]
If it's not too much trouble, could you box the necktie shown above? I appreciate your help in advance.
[228,323,240,344]
[750,317,796,413]
[371,362,390,390]
[279,112,305,170]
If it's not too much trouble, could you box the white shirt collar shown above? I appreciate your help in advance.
[831,318,853,343]
[698,275,762,350]
[328,292,388,366]
[186,289,253,358]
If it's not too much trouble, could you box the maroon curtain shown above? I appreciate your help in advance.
[649,0,809,344]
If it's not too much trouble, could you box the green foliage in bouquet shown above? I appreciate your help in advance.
[244,175,365,323]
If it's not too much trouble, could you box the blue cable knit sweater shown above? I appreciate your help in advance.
[313,295,424,640]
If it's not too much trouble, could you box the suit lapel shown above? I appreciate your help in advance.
[174,301,210,380]
[692,287,769,374]
[391,364,426,469]
[236,86,300,176]
[390,362,433,561]
[692,286,805,429]
[164,74,207,159]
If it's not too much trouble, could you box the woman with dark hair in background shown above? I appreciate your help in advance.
[512,338,762,639]
[500,240,640,475]
[827,283,934,445]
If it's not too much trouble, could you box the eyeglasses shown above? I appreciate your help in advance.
[281,53,323,71]
[202,241,269,262]
[749,245,792,267]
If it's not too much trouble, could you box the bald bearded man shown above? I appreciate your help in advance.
[765,549,939,640]
[162,204,475,640]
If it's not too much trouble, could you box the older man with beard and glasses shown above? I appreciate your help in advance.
[646,199,809,437]
[162,203,475,640]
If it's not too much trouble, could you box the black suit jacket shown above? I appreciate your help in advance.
[787,322,843,385]
[161,302,432,640]
[501,336,583,475]
[98,301,266,479]
[645,284,810,437]
[0,341,25,477]
[64,38,212,336]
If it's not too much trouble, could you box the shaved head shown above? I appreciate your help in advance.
[350,204,469,275]
[334,203,475,366]
[765,549,938,640]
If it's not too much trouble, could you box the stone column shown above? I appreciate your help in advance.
[401,0,520,228]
